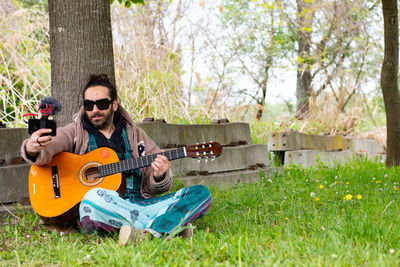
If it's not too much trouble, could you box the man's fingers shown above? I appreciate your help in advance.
[32,128,52,138]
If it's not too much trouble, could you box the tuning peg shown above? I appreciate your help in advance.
[211,156,216,161]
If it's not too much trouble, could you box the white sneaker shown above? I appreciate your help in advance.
[118,225,147,245]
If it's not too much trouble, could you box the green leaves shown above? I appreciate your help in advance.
[110,0,145,7]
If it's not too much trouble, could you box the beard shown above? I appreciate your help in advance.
[88,108,114,130]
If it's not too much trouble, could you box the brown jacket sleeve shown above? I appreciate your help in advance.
[125,124,173,197]
[21,123,78,165]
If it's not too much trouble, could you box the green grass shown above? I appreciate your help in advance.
[2,159,400,266]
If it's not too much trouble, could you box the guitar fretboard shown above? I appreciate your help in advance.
[98,147,186,177]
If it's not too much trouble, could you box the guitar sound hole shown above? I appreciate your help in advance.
[85,167,99,181]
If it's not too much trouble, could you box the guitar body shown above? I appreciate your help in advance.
[28,141,222,224]
[29,147,121,219]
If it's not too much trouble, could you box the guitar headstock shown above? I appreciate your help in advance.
[186,142,222,159]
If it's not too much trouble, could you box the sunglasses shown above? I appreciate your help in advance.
[83,98,113,111]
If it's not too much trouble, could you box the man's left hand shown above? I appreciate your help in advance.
[151,152,170,180]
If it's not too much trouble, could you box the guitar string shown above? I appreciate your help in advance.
[99,148,186,177]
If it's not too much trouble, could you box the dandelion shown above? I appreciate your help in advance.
[83,255,91,260]
[315,197,320,202]
[356,194,362,200]
[395,187,398,191]
[335,181,339,184]
[284,217,289,221]
[343,194,352,200]
[345,181,350,185]
[310,192,316,198]
[321,226,326,231]
[319,185,324,189]
[376,180,381,184]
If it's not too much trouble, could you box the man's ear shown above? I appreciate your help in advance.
[113,100,118,111]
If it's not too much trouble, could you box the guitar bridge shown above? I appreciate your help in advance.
[52,166,60,199]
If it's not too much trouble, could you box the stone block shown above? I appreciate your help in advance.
[284,150,353,168]
[171,144,269,176]
[137,122,252,148]
[179,167,275,188]
[0,128,29,164]
[0,204,33,219]
[268,131,344,152]
[343,138,386,154]
[356,152,386,162]
[0,164,30,203]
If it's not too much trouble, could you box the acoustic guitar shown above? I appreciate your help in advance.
[29,142,222,220]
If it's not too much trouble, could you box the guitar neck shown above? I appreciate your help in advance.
[98,147,187,177]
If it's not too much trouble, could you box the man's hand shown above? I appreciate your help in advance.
[151,151,170,180]
[25,128,54,155]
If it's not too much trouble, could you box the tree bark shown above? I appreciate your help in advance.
[381,0,400,166]
[296,0,313,119]
[49,0,115,126]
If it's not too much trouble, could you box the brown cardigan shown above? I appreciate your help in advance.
[21,106,173,198]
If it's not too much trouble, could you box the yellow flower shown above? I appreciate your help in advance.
[356,194,362,200]
[376,180,381,184]
[315,197,320,202]
[335,181,339,184]
[345,182,350,185]
[284,217,289,221]
[319,185,324,189]
[344,194,352,200]
[395,187,399,191]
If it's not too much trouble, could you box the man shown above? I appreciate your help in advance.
[21,74,212,244]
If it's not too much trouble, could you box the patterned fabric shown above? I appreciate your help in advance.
[87,128,142,198]
[79,185,212,237]
[81,130,212,237]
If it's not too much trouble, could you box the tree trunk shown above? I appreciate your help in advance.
[296,0,313,119]
[49,0,115,126]
[381,0,400,167]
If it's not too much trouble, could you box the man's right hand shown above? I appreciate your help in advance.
[25,128,54,155]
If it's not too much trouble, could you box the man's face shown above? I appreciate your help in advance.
[84,86,118,129]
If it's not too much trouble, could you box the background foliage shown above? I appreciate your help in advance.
[0,0,387,145]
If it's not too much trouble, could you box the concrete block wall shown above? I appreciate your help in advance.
[0,122,269,206]
[269,130,386,167]
[0,128,30,203]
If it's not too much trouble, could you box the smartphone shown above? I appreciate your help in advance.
[28,118,57,136]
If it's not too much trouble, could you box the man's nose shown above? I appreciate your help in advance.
[92,104,100,112]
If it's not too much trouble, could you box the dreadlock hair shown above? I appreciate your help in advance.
[83,74,117,101]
